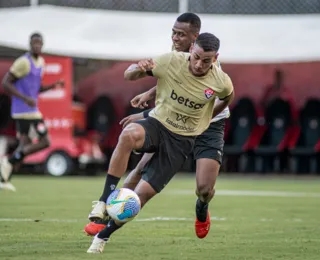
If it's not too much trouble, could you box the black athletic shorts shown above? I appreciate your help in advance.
[15,118,48,137]
[135,117,195,193]
[194,119,225,164]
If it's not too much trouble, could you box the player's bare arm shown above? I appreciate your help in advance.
[119,86,157,128]
[212,91,234,119]
[39,79,65,93]
[131,86,157,109]
[2,72,35,107]
[124,59,155,81]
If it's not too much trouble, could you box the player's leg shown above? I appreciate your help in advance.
[122,152,154,190]
[0,119,32,190]
[193,119,225,239]
[6,119,49,172]
[88,118,159,221]
[194,158,220,238]
[87,123,193,253]
[18,119,50,157]
[0,135,21,191]
[87,179,158,253]
[84,152,154,236]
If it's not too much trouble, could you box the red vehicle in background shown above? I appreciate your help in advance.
[0,55,106,176]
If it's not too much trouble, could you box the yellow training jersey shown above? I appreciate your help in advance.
[149,51,233,136]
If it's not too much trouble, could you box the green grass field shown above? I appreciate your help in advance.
[0,174,320,260]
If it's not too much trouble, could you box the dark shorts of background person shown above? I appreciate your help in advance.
[135,117,195,193]
[193,119,225,164]
[15,118,48,137]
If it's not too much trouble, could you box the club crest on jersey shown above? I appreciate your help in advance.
[204,88,214,99]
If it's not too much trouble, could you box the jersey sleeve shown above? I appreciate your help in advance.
[217,74,234,100]
[9,57,30,79]
[151,52,174,78]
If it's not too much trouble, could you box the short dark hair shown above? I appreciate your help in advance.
[30,32,43,41]
[195,33,220,52]
[176,12,201,33]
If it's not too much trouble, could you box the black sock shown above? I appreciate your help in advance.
[99,174,120,202]
[196,198,208,222]
[97,220,121,240]
[9,151,24,164]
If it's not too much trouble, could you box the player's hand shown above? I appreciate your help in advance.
[119,113,144,128]
[137,59,155,72]
[54,79,65,88]
[23,97,36,107]
[131,92,152,109]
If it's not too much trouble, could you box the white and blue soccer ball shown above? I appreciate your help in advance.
[106,188,141,223]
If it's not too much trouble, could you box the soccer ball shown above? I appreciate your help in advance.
[106,188,141,223]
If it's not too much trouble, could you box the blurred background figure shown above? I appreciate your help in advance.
[261,69,293,108]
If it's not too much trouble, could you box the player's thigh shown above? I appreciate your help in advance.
[123,153,154,190]
[194,120,225,188]
[134,118,162,153]
[15,119,31,138]
[15,119,32,147]
[194,119,225,164]
[141,128,194,193]
[136,153,154,172]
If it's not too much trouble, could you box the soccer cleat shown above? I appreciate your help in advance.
[88,201,107,221]
[195,211,211,239]
[0,182,16,192]
[84,218,110,236]
[87,234,108,254]
[0,157,13,183]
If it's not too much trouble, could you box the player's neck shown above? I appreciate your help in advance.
[30,52,40,60]
[188,64,210,78]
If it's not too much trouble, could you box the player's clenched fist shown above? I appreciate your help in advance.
[137,59,155,72]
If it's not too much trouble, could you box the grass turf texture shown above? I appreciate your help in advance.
[0,174,319,260]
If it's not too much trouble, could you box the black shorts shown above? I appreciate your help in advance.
[15,118,48,137]
[194,119,225,164]
[135,117,195,193]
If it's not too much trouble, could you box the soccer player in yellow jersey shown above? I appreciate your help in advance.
[87,32,234,253]
[85,13,229,240]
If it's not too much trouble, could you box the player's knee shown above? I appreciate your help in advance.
[19,135,31,146]
[135,191,151,208]
[135,187,156,208]
[196,183,214,199]
[119,124,144,149]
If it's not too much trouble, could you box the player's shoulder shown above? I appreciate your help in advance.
[168,51,189,68]
[210,64,231,84]
[13,55,29,65]
[38,56,45,63]
[171,50,189,61]
[38,56,45,67]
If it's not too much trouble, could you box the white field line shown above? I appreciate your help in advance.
[0,217,225,223]
[167,189,320,197]
[0,217,304,223]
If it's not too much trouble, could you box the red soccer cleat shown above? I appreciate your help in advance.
[84,222,106,236]
[195,211,211,239]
